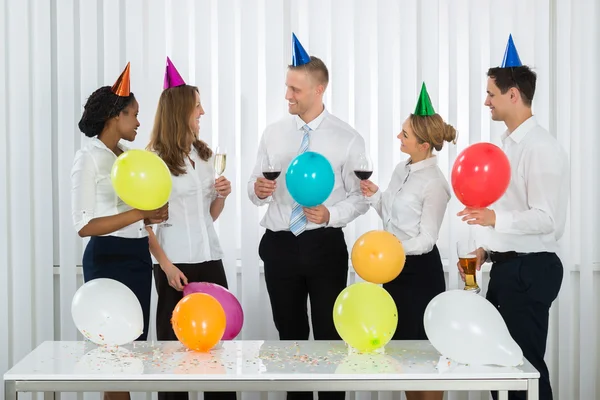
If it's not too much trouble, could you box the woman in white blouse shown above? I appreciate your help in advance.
[71,65,168,400]
[360,84,456,400]
[146,79,234,400]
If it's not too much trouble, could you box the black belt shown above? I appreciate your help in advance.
[489,251,530,264]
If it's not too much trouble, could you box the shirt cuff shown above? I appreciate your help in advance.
[72,211,93,233]
[368,190,382,206]
[493,210,513,233]
[327,205,340,228]
[483,248,492,263]
[476,237,492,263]
[252,194,273,206]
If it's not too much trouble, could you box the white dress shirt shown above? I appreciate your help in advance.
[369,156,451,256]
[71,137,147,239]
[247,108,369,231]
[479,116,569,254]
[155,147,224,264]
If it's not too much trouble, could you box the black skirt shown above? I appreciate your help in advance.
[383,244,446,340]
[82,235,152,341]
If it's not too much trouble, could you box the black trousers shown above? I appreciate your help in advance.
[259,228,348,400]
[487,252,563,400]
[383,245,446,340]
[153,260,236,400]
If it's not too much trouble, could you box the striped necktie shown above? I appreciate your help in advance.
[289,124,311,236]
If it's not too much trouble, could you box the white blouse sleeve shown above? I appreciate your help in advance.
[70,151,97,233]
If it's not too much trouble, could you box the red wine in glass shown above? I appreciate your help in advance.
[262,155,281,181]
[263,171,281,180]
[354,170,373,180]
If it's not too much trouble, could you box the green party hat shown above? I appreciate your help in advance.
[413,82,435,116]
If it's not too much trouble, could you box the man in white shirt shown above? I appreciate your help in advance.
[248,34,368,400]
[457,36,569,400]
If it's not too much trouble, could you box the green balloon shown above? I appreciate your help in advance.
[333,282,398,353]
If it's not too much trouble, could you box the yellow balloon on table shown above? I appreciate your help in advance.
[111,149,172,210]
[351,230,406,284]
[333,282,398,353]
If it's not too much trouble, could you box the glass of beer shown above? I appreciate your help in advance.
[457,239,481,293]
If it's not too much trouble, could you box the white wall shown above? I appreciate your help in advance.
[1,1,599,400]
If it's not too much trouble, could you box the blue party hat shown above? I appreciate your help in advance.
[291,33,311,66]
[501,34,522,68]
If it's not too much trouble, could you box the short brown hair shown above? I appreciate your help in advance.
[409,114,457,152]
[487,66,537,107]
[147,85,212,176]
[288,56,329,86]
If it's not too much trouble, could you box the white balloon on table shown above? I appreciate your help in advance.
[71,278,144,346]
[423,290,523,367]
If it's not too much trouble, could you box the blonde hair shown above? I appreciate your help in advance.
[147,85,212,176]
[409,114,457,152]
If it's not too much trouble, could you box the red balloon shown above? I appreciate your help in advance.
[451,143,511,208]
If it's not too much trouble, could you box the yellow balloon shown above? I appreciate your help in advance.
[333,282,398,353]
[111,149,172,211]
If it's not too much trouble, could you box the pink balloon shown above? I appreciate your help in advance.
[182,282,244,340]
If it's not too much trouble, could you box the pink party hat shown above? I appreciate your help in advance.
[163,57,186,89]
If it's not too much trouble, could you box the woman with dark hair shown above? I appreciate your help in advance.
[146,58,234,400]
[71,64,168,385]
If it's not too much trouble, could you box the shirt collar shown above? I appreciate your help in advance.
[91,137,129,154]
[501,115,538,144]
[405,155,438,172]
[295,106,329,131]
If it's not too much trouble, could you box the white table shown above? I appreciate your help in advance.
[3,341,539,400]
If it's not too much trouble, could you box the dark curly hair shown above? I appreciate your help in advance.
[78,86,136,137]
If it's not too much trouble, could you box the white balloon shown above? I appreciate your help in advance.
[423,290,523,367]
[71,278,144,346]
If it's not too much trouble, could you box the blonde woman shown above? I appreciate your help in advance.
[361,83,456,400]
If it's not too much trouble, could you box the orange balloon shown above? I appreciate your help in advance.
[171,293,226,352]
[351,230,406,284]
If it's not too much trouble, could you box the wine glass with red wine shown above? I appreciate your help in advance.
[353,153,373,181]
[262,154,281,181]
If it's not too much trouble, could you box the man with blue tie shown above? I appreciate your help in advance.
[247,33,368,400]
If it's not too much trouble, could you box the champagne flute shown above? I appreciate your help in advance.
[158,202,171,228]
[214,146,227,198]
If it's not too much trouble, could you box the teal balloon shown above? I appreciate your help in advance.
[285,151,335,207]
